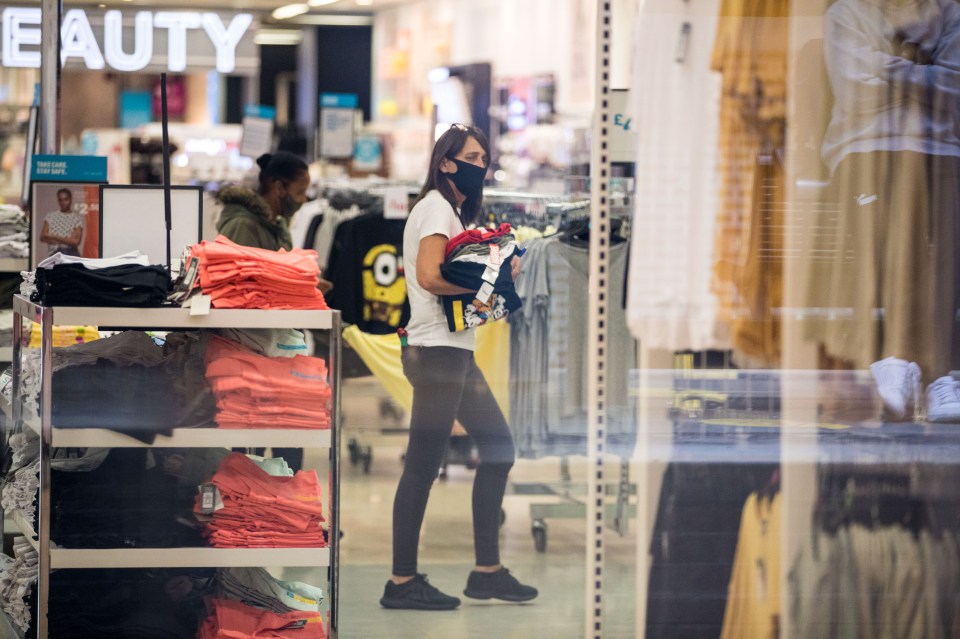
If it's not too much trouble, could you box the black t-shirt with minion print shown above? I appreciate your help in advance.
[324,213,410,334]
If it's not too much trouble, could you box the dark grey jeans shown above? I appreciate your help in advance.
[392,345,515,576]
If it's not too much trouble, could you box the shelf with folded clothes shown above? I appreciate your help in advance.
[0,258,27,273]
[11,300,342,639]
[49,547,331,569]
[13,295,336,331]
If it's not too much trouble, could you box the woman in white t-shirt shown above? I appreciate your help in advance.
[379,124,536,611]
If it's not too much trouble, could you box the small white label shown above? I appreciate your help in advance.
[190,294,212,315]
[383,187,409,219]
[475,281,494,304]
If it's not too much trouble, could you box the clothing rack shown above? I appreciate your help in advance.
[505,187,636,551]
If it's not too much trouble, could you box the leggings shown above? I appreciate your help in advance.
[392,345,515,576]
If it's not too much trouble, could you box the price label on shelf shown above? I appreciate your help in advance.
[190,294,212,315]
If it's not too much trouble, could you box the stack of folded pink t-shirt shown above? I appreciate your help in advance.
[204,336,331,430]
[198,598,326,639]
[192,235,329,309]
[197,453,327,548]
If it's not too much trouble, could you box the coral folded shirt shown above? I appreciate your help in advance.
[191,235,329,309]
[195,453,327,548]
[199,598,326,639]
[204,336,331,430]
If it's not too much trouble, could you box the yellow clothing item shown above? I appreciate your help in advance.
[710,0,788,366]
[342,321,510,416]
[721,491,781,639]
[27,323,100,349]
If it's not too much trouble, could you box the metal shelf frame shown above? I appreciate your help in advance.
[10,296,343,639]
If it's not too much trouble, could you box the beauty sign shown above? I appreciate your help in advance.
[1,7,255,74]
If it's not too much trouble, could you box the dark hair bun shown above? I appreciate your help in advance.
[256,153,273,170]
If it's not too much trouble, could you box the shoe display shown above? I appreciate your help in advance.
[927,376,960,423]
[869,357,921,421]
[379,574,461,610]
[463,567,538,602]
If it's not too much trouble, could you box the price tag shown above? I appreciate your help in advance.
[384,187,409,219]
[198,484,217,513]
[190,294,212,315]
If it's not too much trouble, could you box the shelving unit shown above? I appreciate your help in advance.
[9,295,342,639]
[0,257,27,366]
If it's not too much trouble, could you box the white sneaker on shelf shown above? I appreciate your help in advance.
[869,357,921,422]
[926,376,960,423]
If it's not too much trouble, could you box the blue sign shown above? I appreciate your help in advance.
[120,91,152,129]
[320,93,358,109]
[244,104,276,119]
[31,155,108,183]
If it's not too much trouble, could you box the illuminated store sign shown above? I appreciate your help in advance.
[2,8,254,73]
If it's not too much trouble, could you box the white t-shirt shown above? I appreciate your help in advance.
[402,190,476,350]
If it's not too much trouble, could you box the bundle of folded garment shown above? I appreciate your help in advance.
[440,223,522,331]
[195,453,327,549]
[216,567,323,614]
[203,335,331,430]
[191,236,328,309]
[198,597,326,639]
[0,204,29,258]
[31,251,171,307]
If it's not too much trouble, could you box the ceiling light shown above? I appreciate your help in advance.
[356,0,373,5]
[271,3,310,20]
[308,0,341,6]
[254,29,304,46]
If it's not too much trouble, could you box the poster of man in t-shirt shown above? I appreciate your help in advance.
[32,183,100,262]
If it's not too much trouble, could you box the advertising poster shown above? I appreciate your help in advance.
[31,183,102,262]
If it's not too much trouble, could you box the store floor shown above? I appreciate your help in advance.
[343,450,640,638]
[298,439,642,639]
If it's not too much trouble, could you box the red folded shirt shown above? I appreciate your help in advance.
[199,598,326,639]
[195,452,327,549]
[204,336,331,430]
[192,236,329,310]
[443,222,513,259]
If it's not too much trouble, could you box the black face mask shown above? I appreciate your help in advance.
[446,159,486,199]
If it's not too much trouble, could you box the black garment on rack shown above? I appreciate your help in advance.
[50,449,205,549]
[647,461,779,639]
[324,212,410,334]
[33,263,171,307]
[49,567,211,639]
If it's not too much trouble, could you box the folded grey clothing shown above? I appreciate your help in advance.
[217,567,323,613]
[52,447,110,472]
[153,448,231,488]
[217,328,309,358]
[8,431,39,473]
[0,536,38,633]
[1,460,38,521]
[53,330,164,373]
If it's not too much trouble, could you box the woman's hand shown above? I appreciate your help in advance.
[511,255,521,281]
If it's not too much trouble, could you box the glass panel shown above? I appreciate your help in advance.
[628,0,960,636]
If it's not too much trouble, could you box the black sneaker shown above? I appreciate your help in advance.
[380,574,461,610]
[463,568,538,602]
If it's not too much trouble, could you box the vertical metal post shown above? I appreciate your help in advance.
[39,0,62,154]
[328,311,342,639]
[37,305,53,638]
[587,0,613,637]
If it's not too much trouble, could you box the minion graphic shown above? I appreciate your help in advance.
[362,243,406,327]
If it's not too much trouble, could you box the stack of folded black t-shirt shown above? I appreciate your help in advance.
[33,263,170,306]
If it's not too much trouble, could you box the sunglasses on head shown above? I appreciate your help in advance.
[450,123,482,133]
